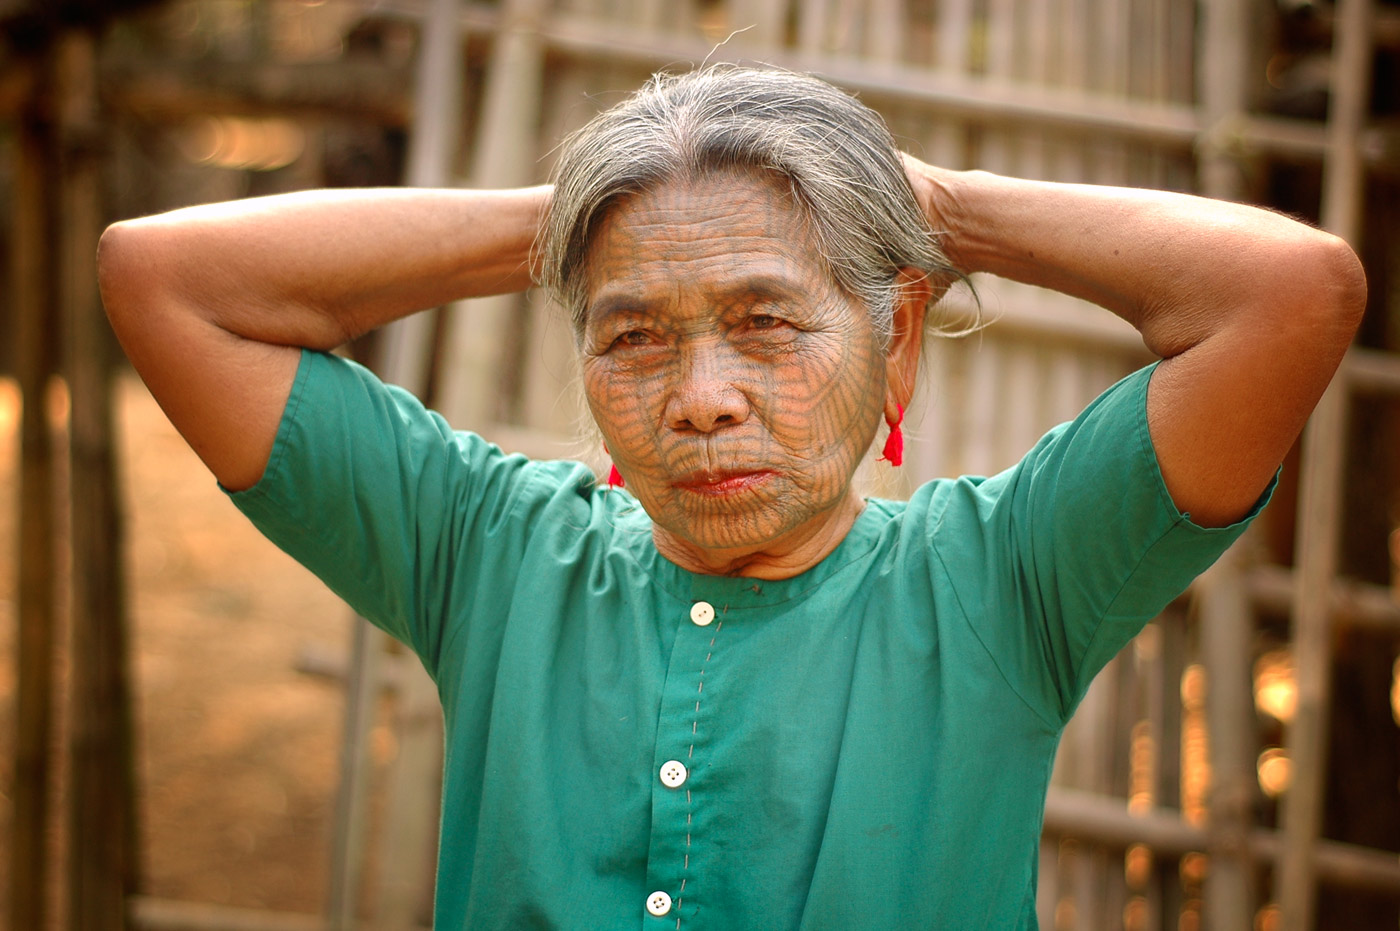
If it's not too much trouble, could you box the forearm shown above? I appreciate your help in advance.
[905,160,1362,359]
[99,185,549,351]
[904,156,1366,526]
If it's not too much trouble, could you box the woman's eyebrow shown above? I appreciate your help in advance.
[586,270,808,324]
[707,274,806,305]
[585,292,653,325]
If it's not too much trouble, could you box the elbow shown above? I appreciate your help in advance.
[1311,232,1368,342]
[96,220,147,327]
[98,218,188,339]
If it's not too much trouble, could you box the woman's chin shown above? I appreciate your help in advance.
[647,484,862,576]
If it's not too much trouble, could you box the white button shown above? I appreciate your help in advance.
[646,890,672,916]
[659,760,688,788]
[690,601,715,626]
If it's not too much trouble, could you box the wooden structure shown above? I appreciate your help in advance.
[7,12,141,931]
[7,0,1399,928]
[326,2,1400,928]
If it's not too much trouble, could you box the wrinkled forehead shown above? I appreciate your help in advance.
[578,168,840,316]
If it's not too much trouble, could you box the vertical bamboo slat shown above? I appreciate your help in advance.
[1199,545,1258,928]
[927,0,971,169]
[326,615,385,931]
[328,1,465,924]
[796,0,829,55]
[1151,613,1187,927]
[437,0,547,429]
[960,337,1002,477]
[1277,1,1375,925]
[999,340,1039,467]
[1073,660,1114,930]
[62,28,136,931]
[1194,0,1258,925]
[10,59,58,931]
[376,0,465,398]
[373,2,467,925]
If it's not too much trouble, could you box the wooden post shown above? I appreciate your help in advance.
[376,1,466,926]
[9,58,60,931]
[1198,546,1257,928]
[326,1,465,927]
[1277,0,1374,925]
[326,614,386,931]
[1197,0,1250,201]
[375,0,464,397]
[1150,611,1187,929]
[435,0,548,428]
[61,26,137,930]
[1194,0,1259,926]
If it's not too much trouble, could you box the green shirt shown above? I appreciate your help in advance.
[229,350,1262,930]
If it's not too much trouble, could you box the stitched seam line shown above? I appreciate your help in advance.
[676,609,723,929]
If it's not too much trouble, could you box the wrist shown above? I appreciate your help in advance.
[902,156,976,274]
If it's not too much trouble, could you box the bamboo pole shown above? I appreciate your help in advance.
[100,58,414,126]
[1247,566,1400,633]
[1193,0,1259,925]
[366,11,467,927]
[1150,612,1188,928]
[97,0,1384,171]
[325,612,385,931]
[1198,547,1257,928]
[9,58,59,931]
[1042,788,1400,895]
[1344,347,1400,395]
[517,0,614,445]
[62,26,137,930]
[1277,0,1374,924]
[375,0,464,397]
[326,1,466,926]
[130,896,326,931]
[82,2,1397,170]
[436,0,547,427]
[374,4,474,918]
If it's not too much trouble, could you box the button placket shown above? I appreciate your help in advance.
[644,598,727,927]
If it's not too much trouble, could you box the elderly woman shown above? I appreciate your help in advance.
[99,67,1363,929]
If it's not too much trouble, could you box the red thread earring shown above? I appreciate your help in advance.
[878,404,905,467]
[603,444,624,488]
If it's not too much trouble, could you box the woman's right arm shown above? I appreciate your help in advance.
[98,186,550,491]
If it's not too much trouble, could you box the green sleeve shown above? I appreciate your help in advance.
[223,350,588,678]
[928,363,1274,724]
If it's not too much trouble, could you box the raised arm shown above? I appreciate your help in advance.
[902,156,1367,527]
[98,186,549,491]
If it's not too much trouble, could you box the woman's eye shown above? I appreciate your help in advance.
[614,330,651,347]
[749,314,782,330]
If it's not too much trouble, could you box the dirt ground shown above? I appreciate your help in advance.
[0,371,360,920]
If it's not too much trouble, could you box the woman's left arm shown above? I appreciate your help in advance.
[903,156,1367,527]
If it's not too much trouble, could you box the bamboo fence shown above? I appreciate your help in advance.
[8,0,1400,929]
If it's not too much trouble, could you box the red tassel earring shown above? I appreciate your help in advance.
[878,404,905,467]
[603,444,624,488]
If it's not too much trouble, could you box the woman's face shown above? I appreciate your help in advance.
[579,170,889,572]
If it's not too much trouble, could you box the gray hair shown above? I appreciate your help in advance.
[538,64,969,347]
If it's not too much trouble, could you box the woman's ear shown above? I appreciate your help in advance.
[885,267,932,416]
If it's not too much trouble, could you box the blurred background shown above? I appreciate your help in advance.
[0,0,1398,929]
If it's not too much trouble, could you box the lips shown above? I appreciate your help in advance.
[673,469,775,497]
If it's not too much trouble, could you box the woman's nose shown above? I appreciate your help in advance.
[665,342,750,433]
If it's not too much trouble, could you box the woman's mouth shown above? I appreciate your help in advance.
[673,469,776,497]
